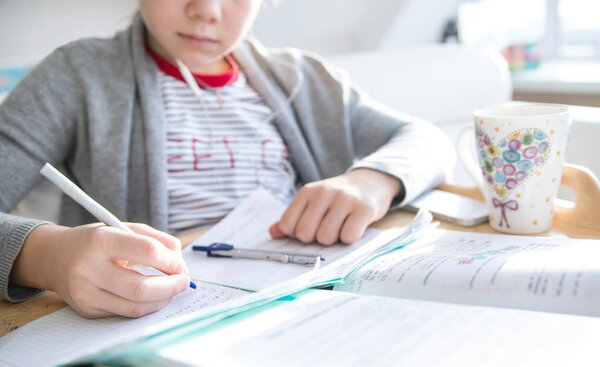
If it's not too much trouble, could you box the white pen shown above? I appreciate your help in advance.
[39,162,197,289]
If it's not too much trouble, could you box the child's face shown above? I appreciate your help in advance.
[140,0,262,73]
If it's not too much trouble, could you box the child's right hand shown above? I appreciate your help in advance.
[10,223,191,318]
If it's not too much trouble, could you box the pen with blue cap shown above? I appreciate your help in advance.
[39,162,197,290]
[193,243,324,266]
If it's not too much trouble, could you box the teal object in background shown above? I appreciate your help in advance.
[0,67,29,93]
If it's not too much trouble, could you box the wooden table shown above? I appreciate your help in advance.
[2,163,599,337]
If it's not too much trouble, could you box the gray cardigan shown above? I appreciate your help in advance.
[0,17,454,302]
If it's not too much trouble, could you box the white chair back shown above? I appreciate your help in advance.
[327,44,513,123]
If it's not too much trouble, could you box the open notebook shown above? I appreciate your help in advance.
[0,274,248,366]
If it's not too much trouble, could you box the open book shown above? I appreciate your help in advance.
[335,229,600,317]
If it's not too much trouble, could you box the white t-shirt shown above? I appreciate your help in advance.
[159,71,296,234]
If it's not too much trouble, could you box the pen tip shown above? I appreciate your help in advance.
[189,281,197,289]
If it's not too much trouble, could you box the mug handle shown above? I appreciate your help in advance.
[457,126,484,191]
[554,164,600,234]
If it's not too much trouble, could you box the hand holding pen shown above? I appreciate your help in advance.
[10,163,194,319]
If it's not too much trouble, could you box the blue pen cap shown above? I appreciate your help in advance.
[192,243,236,257]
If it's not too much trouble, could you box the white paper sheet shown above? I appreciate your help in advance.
[159,289,600,367]
[0,280,247,367]
[183,187,388,290]
[335,230,600,316]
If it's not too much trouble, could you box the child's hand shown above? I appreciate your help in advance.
[10,223,190,318]
[269,168,402,245]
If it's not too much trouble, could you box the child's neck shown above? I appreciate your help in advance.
[186,57,231,75]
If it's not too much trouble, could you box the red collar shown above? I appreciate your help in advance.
[145,44,239,88]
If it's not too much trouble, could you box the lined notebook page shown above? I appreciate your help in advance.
[0,281,247,367]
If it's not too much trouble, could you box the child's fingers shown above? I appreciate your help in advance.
[315,198,353,245]
[103,233,185,276]
[93,287,173,318]
[125,223,190,273]
[340,208,373,244]
[269,222,288,239]
[126,223,183,252]
[293,196,332,243]
[98,265,190,303]
[276,189,310,237]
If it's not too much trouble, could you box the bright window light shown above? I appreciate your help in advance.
[458,0,546,51]
[558,0,600,58]
[458,0,600,64]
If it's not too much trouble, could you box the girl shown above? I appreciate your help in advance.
[0,0,453,318]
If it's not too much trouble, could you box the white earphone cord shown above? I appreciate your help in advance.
[175,56,304,198]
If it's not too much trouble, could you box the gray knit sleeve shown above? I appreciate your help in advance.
[0,47,79,302]
[0,215,48,302]
[350,107,456,207]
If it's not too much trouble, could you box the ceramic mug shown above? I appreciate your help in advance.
[458,104,571,234]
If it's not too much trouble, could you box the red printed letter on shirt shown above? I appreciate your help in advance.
[222,137,237,168]
[167,138,185,173]
[261,138,275,169]
[192,138,213,171]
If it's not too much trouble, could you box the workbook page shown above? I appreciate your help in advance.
[0,281,247,367]
[334,230,600,316]
[158,289,600,367]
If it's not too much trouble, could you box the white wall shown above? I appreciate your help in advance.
[253,0,470,55]
[0,0,138,66]
[377,0,467,50]
[252,0,408,55]
[0,0,464,66]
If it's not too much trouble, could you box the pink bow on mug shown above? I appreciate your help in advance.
[492,198,519,228]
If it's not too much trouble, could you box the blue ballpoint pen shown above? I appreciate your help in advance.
[39,163,197,289]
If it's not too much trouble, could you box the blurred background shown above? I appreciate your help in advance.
[1,0,599,106]
[2,0,599,215]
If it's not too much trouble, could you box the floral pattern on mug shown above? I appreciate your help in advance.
[476,127,552,199]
